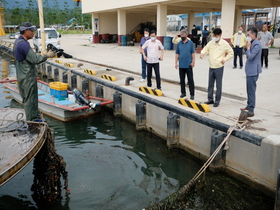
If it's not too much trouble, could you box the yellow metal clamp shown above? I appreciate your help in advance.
[139,86,163,96]
[178,98,210,113]
[84,69,96,75]
[64,63,74,67]
[101,74,116,81]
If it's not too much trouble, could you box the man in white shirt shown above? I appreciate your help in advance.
[141,30,164,90]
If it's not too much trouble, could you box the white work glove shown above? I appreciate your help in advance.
[46,50,56,58]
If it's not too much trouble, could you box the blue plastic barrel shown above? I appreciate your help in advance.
[164,36,172,50]
[121,35,127,46]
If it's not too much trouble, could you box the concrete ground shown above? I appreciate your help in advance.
[3,34,280,138]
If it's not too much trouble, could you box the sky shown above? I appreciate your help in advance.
[5,0,81,9]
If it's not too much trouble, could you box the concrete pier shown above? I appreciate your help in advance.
[1,34,280,199]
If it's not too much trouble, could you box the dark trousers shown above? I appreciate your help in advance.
[233,47,243,67]
[179,67,194,96]
[192,37,198,48]
[261,49,268,67]
[147,63,161,89]
[246,75,259,113]
[202,37,207,48]
[208,67,224,104]
[141,54,147,79]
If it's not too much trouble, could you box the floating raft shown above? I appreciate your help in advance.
[0,108,47,186]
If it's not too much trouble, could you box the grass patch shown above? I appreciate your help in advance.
[57,29,92,34]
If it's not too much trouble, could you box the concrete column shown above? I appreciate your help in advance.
[221,0,236,41]
[209,12,213,29]
[234,8,243,31]
[203,15,207,28]
[188,12,195,34]
[92,13,100,43]
[117,9,126,46]
[157,3,167,43]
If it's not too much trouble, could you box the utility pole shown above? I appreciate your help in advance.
[271,7,278,47]
[37,0,46,54]
[0,2,5,36]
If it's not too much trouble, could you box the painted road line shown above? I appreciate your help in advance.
[178,98,210,113]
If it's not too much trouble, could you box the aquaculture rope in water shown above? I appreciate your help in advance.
[145,126,238,210]
[31,126,69,203]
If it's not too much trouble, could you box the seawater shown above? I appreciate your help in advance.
[0,56,274,210]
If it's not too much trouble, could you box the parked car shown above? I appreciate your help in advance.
[9,32,20,39]
[33,28,61,52]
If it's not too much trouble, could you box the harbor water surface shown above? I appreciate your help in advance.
[0,56,274,209]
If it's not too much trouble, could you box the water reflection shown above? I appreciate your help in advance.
[1,59,10,79]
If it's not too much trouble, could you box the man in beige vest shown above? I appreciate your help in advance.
[231,26,247,69]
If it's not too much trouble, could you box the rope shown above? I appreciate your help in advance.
[0,113,26,132]
[0,113,69,204]
[145,120,246,210]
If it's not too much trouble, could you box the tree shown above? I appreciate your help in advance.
[60,1,70,25]
[43,0,52,26]
[23,0,38,24]
[10,1,23,25]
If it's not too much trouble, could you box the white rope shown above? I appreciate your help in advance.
[190,120,246,183]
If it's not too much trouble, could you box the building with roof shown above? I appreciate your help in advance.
[82,0,280,44]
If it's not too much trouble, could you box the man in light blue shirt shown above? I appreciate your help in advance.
[257,24,274,69]
[175,29,195,99]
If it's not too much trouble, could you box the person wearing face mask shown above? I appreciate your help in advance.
[257,24,274,69]
[175,29,195,99]
[172,34,190,45]
[141,30,164,90]
[201,26,209,48]
[231,26,247,69]
[139,28,150,82]
[240,27,262,117]
[200,28,233,107]
[191,24,198,48]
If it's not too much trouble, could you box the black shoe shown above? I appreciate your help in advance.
[247,111,254,117]
[204,100,214,105]
[190,95,194,100]
[180,94,186,98]
[213,103,219,107]
[233,66,237,69]
[239,66,243,69]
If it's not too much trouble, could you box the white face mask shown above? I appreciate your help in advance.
[151,37,156,41]
[246,36,252,42]
[238,30,242,33]
[212,37,220,42]
[144,34,149,38]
